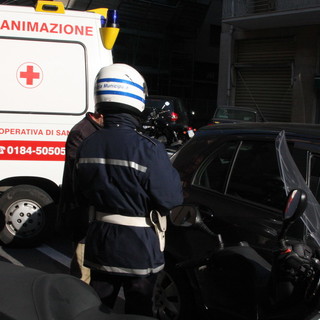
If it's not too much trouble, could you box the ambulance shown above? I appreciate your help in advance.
[0,0,119,246]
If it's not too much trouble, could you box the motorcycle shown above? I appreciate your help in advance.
[141,102,194,149]
[169,187,320,320]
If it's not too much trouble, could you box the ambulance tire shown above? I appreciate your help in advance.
[0,185,56,247]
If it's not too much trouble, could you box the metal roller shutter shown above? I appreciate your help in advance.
[234,37,295,122]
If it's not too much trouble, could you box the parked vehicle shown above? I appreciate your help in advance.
[141,96,194,147]
[153,122,320,320]
[210,106,266,124]
[0,0,119,247]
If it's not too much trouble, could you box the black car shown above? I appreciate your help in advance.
[210,106,265,124]
[152,122,320,320]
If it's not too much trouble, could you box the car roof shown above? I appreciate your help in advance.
[146,95,182,103]
[147,95,181,100]
[199,122,320,139]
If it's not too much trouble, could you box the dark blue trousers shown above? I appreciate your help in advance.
[90,270,158,316]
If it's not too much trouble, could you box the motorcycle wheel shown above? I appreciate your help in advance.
[153,258,197,320]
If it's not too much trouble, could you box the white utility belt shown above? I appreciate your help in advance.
[95,211,152,227]
[95,210,167,252]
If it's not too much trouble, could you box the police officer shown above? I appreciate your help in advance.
[75,64,183,316]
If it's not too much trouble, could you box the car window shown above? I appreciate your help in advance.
[191,136,320,211]
[289,144,320,203]
[144,99,174,113]
[142,99,174,120]
[309,155,320,202]
[227,141,286,210]
[289,146,307,180]
[195,141,239,192]
[174,137,221,188]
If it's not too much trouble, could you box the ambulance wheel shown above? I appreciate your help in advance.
[0,185,56,247]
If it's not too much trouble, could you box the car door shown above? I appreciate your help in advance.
[186,137,287,262]
[172,132,320,262]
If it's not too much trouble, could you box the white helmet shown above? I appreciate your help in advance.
[94,64,148,115]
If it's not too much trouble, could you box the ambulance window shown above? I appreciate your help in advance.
[0,39,87,115]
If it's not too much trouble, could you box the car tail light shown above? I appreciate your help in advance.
[183,127,195,138]
[171,112,178,122]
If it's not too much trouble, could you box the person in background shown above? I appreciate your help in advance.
[58,111,103,284]
[75,63,183,316]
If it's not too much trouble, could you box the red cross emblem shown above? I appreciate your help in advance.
[17,62,43,88]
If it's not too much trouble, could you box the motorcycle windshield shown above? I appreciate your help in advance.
[276,130,320,247]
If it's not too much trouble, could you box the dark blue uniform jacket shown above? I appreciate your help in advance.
[75,113,183,276]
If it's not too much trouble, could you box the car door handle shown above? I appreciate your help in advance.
[198,206,215,218]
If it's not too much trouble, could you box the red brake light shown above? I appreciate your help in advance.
[171,112,178,122]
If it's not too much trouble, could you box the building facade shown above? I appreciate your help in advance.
[218,0,320,123]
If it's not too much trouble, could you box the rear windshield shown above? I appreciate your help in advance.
[145,98,177,113]
[215,108,257,122]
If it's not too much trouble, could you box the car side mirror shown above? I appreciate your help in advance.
[170,205,224,249]
[170,205,198,227]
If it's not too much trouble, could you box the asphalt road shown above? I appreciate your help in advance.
[0,233,125,313]
[0,233,72,273]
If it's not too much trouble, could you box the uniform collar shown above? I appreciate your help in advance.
[103,113,140,129]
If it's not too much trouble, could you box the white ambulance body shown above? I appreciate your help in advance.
[0,1,119,246]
